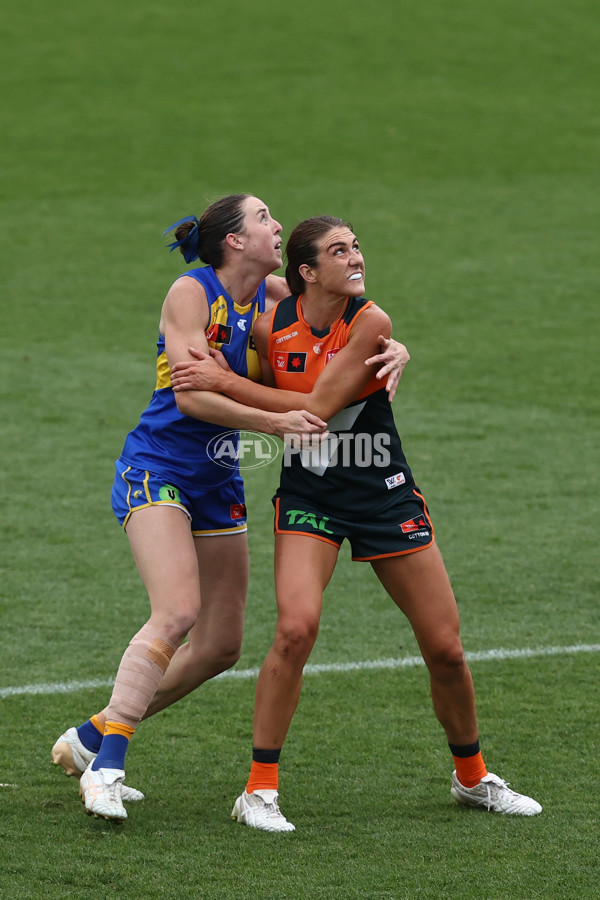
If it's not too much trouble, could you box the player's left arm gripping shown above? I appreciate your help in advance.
[172,305,395,423]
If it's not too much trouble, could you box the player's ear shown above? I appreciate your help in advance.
[226,232,245,251]
[299,263,317,284]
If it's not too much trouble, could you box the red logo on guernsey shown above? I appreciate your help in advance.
[326,349,340,362]
[230,504,247,520]
[385,472,406,490]
[206,322,232,345]
[400,516,428,533]
[273,351,307,372]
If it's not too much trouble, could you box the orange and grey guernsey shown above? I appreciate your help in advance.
[269,295,416,515]
[119,266,266,489]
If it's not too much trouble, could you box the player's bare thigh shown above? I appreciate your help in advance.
[274,533,339,629]
[190,531,249,645]
[371,543,461,657]
[125,504,202,624]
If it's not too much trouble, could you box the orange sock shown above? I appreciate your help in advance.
[90,714,106,735]
[104,721,136,740]
[246,761,279,794]
[453,751,488,788]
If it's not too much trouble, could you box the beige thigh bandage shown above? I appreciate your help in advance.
[105,624,177,730]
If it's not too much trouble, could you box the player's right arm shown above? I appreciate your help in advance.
[171,304,392,422]
[160,277,326,439]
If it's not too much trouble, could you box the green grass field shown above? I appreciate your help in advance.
[1,0,599,897]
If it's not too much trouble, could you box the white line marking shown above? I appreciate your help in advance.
[1,643,598,700]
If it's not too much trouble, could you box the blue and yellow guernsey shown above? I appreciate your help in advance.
[119,267,266,488]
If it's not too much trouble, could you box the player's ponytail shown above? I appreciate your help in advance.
[163,193,251,267]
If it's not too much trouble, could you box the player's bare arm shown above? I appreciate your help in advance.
[171,305,392,422]
[365,335,410,402]
[162,277,326,438]
[264,274,290,310]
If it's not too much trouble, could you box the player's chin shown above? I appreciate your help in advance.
[348,280,365,295]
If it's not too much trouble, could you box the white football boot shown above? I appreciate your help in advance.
[451,771,542,815]
[52,727,144,802]
[79,762,127,821]
[231,789,295,832]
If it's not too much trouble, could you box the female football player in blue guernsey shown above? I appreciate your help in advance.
[171,215,542,830]
[51,195,410,822]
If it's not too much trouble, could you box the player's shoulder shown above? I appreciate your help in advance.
[166,269,206,295]
[265,274,289,306]
[253,307,273,339]
[160,271,210,333]
[346,297,390,328]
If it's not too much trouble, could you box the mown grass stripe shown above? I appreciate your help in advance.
[1,643,598,699]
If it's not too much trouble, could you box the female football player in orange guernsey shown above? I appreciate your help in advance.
[171,215,542,830]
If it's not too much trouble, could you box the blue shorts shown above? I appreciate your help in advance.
[273,487,434,561]
[112,459,247,536]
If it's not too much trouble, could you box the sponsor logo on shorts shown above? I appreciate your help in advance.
[230,504,247,520]
[273,351,307,372]
[284,509,334,534]
[385,472,406,490]
[159,484,181,503]
[207,430,280,469]
[400,517,428,533]
[408,531,431,540]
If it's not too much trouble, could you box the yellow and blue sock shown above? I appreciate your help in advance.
[92,722,135,771]
[76,714,105,753]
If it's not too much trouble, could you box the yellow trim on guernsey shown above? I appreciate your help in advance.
[155,351,171,390]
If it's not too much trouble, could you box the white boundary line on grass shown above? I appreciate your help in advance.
[1,642,598,700]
